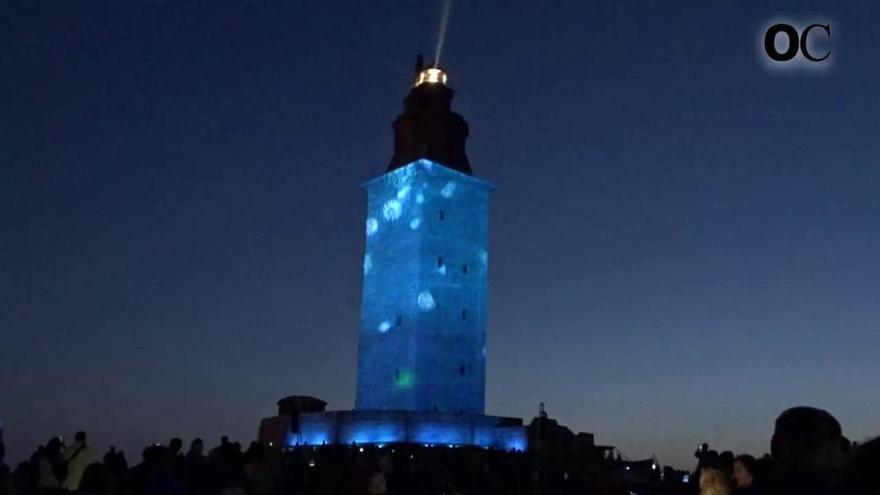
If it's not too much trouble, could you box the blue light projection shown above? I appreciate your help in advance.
[366,218,378,236]
[378,320,392,333]
[294,411,527,451]
[441,181,456,198]
[417,291,435,311]
[355,159,494,414]
[382,199,402,221]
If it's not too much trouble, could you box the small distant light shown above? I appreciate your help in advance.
[358,447,364,453]
[308,460,316,467]
[625,466,631,471]
[269,442,274,447]
[652,463,657,470]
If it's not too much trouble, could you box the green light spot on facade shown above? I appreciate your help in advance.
[395,370,415,388]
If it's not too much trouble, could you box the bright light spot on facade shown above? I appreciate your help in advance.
[383,199,402,221]
[480,249,488,266]
[441,181,456,198]
[410,218,421,230]
[366,217,378,236]
[397,185,411,200]
[363,254,372,274]
[437,265,446,275]
[378,320,392,333]
[416,193,425,204]
[417,291,436,311]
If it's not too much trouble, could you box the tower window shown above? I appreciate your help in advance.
[461,309,467,320]
[437,257,444,268]
[439,210,445,221]
[395,315,402,326]
[395,369,400,380]
[462,264,468,274]
[459,363,466,375]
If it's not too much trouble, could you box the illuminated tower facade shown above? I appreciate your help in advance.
[355,64,492,414]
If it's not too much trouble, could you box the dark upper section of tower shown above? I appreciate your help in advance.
[387,58,472,175]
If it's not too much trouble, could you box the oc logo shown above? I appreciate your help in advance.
[764,23,831,62]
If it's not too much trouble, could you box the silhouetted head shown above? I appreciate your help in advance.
[75,431,87,443]
[190,438,204,455]
[836,437,880,495]
[734,454,757,488]
[720,451,735,471]
[79,462,110,493]
[169,437,182,454]
[45,437,63,458]
[771,406,848,478]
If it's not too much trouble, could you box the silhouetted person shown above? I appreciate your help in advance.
[835,437,880,495]
[0,441,13,495]
[767,406,849,495]
[733,455,757,494]
[78,462,110,494]
[168,438,185,483]
[129,445,186,495]
[61,431,94,491]
[37,437,63,491]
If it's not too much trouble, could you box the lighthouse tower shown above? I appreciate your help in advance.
[355,62,492,415]
[292,62,525,450]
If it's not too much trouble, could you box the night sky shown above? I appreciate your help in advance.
[2,0,879,469]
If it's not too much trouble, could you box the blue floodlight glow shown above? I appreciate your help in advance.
[378,320,392,333]
[366,217,378,236]
[363,254,372,274]
[396,185,411,200]
[382,199,402,221]
[416,193,425,204]
[441,181,456,198]
[410,218,421,230]
[417,291,435,311]
[437,264,446,275]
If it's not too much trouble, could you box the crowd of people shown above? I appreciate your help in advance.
[689,406,878,495]
[0,406,876,495]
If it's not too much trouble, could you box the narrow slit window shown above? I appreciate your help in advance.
[462,264,468,274]
[438,257,444,268]
[461,309,467,320]
[459,363,466,375]
[439,210,445,221]
[395,315,402,326]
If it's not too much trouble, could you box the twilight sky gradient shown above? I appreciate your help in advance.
[2,0,879,468]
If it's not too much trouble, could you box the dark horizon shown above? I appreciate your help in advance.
[2,0,879,469]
